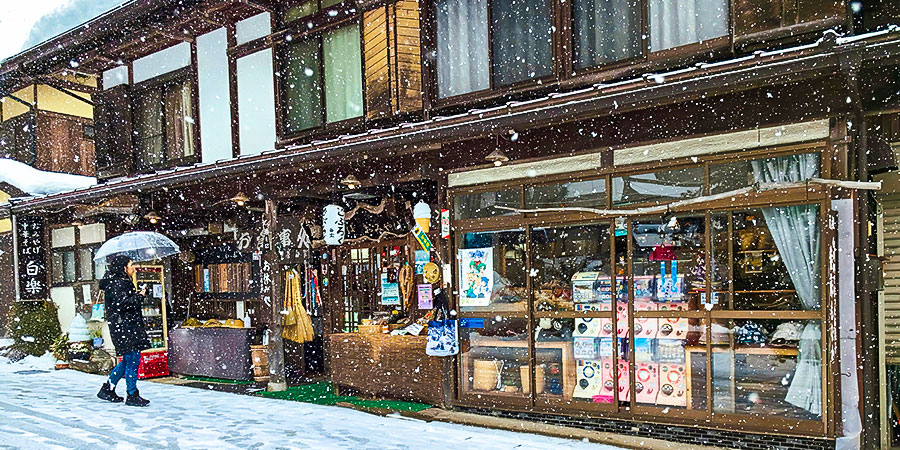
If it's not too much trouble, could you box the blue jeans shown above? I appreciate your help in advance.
[108,351,140,395]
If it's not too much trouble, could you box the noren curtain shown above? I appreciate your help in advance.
[649,0,729,51]
[751,153,822,416]
[573,0,641,69]
[435,0,490,98]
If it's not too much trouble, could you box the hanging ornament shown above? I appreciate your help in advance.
[322,204,345,246]
[413,201,432,233]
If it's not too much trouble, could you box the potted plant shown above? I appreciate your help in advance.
[68,342,92,362]
[50,333,70,370]
[89,328,103,348]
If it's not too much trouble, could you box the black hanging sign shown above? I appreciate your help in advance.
[17,215,48,300]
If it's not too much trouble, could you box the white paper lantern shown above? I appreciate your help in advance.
[322,204,345,246]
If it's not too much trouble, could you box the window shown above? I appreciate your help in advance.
[612,166,704,206]
[572,0,642,69]
[648,0,729,51]
[453,189,520,220]
[132,78,195,170]
[435,0,490,98]
[526,178,607,209]
[490,0,553,86]
[280,23,363,134]
[434,0,552,96]
[50,224,106,285]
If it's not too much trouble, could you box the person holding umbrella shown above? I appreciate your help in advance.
[96,255,151,406]
[92,231,180,406]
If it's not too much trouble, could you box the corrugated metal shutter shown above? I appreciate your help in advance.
[882,194,900,363]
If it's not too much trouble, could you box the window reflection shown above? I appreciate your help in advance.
[612,166,704,206]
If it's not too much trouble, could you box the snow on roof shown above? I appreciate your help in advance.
[0,159,96,196]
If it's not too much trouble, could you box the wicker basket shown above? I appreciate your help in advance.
[473,359,502,391]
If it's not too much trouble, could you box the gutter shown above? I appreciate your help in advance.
[10,34,900,214]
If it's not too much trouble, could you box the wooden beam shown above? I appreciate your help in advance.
[152,28,195,43]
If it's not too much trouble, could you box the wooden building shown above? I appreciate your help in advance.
[2,0,900,448]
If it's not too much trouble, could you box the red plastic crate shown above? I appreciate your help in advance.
[117,350,169,379]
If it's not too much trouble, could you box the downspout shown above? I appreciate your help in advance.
[843,52,876,449]
[5,94,37,166]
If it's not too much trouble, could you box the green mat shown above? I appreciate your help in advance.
[182,375,255,385]
[257,382,432,412]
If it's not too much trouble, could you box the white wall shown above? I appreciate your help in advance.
[197,28,233,163]
[237,49,276,156]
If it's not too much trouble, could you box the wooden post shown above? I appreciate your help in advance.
[265,199,287,391]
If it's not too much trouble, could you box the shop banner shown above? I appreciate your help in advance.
[17,215,47,300]
[458,247,492,306]
[412,225,432,251]
[380,272,400,305]
[417,284,433,309]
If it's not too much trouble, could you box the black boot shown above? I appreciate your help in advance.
[97,383,123,403]
[125,390,150,407]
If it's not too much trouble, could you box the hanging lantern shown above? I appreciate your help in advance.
[413,201,431,233]
[322,204,345,246]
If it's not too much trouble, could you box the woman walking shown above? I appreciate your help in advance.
[96,255,151,407]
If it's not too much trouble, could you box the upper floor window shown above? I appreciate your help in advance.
[435,0,730,99]
[132,76,196,171]
[280,21,363,135]
[648,0,729,51]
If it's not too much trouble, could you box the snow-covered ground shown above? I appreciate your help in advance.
[0,354,619,450]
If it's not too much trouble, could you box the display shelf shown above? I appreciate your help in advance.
[462,337,575,399]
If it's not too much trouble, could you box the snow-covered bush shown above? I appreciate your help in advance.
[7,301,61,356]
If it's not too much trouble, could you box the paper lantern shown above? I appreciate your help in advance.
[322,204,345,246]
[413,201,431,233]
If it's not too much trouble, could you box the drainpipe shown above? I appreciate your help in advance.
[844,54,877,449]
[5,94,37,165]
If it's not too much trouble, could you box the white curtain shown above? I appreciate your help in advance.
[435,0,490,98]
[649,0,729,51]
[751,153,822,416]
[323,25,363,123]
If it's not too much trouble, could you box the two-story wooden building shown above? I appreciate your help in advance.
[5,0,900,448]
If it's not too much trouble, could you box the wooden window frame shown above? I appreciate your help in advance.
[129,67,200,174]
[49,225,102,288]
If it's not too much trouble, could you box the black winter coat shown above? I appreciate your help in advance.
[99,272,150,355]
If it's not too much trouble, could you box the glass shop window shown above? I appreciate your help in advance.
[711,319,822,421]
[459,317,529,397]
[453,189,520,220]
[51,250,76,284]
[731,208,821,311]
[709,153,821,195]
[457,229,527,313]
[530,224,611,312]
[631,214,707,313]
[612,166,704,207]
[525,178,607,209]
[648,0,728,51]
[572,0,642,70]
[633,318,707,411]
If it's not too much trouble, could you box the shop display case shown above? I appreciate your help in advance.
[130,264,169,379]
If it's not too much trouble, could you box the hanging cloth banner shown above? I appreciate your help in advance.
[412,225,433,252]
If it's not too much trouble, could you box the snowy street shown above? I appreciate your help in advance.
[0,356,618,450]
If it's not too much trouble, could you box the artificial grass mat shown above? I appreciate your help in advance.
[182,375,255,385]
[257,382,432,412]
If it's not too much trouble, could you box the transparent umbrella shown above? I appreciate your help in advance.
[93,231,180,262]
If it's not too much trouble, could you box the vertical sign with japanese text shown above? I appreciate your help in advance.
[17,216,47,300]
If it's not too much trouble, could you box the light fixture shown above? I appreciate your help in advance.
[71,219,84,227]
[485,149,510,167]
[230,192,250,207]
[341,174,361,190]
[144,211,162,224]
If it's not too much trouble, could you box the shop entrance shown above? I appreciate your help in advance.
[340,239,410,332]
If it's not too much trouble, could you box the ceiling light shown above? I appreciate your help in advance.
[485,149,510,167]
[230,192,250,207]
[341,174,361,190]
[144,211,162,224]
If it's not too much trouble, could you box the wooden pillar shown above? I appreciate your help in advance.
[264,199,287,391]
